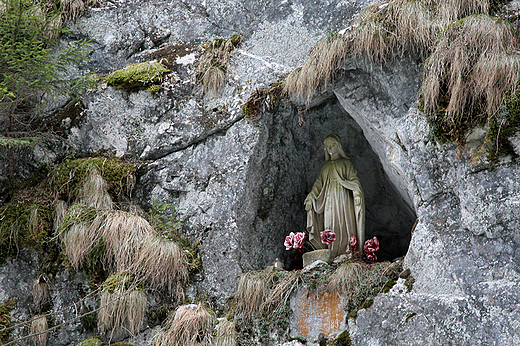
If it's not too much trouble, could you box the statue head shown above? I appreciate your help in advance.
[324,134,348,161]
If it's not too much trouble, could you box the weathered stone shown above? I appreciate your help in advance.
[302,250,333,267]
[290,288,346,340]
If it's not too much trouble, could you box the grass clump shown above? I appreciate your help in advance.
[98,273,146,338]
[58,203,105,270]
[0,300,16,344]
[106,61,170,90]
[153,303,214,346]
[133,235,188,301]
[0,195,54,261]
[30,315,48,346]
[196,34,242,96]
[242,82,285,119]
[234,272,272,319]
[285,0,520,158]
[60,0,99,20]
[213,319,237,346]
[284,32,349,104]
[33,274,51,312]
[329,261,402,317]
[78,338,103,346]
[422,14,520,147]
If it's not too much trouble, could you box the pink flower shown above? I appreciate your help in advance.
[350,236,358,251]
[293,232,305,253]
[284,232,295,250]
[320,229,336,245]
[363,237,380,263]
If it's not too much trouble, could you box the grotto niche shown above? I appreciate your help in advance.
[303,98,415,261]
[240,96,416,270]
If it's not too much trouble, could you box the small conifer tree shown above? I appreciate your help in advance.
[0,0,90,176]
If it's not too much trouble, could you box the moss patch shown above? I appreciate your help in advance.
[330,330,351,346]
[78,338,103,346]
[106,61,169,89]
[0,190,54,262]
[49,156,142,203]
[0,300,16,344]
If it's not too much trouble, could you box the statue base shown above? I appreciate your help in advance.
[302,249,333,267]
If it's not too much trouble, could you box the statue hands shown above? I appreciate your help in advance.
[354,195,361,206]
[305,198,313,211]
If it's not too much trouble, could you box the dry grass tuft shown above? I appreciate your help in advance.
[284,0,501,105]
[261,271,302,315]
[196,35,242,95]
[436,0,489,25]
[422,15,520,123]
[154,304,214,346]
[79,166,113,210]
[327,261,365,293]
[60,204,105,270]
[349,3,398,64]
[31,315,48,346]
[60,0,99,20]
[29,207,40,240]
[234,272,272,319]
[62,223,98,270]
[98,273,147,338]
[100,210,155,271]
[133,235,188,301]
[284,33,350,103]
[33,274,51,311]
[53,200,68,234]
[213,319,237,346]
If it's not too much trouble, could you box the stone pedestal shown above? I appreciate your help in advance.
[302,249,333,267]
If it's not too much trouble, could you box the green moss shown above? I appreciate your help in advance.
[102,272,142,293]
[78,338,103,346]
[105,61,169,89]
[49,156,142,203]
[0,300,16,344]
[405,312,416,322]
[109,343,137,346]
[302,265,333,291]
[0,199,54,262]
[330,330,351,346]
[346,311,357,319]
[146,84,161,93]
[381,279,397,293]
[288,336,307,344]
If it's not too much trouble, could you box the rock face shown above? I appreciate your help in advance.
[2,0,520,345]
[333,59,520,345]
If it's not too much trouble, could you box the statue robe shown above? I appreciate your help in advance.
[305,157,365,257]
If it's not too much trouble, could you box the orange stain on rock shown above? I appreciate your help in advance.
[295,290,344,338]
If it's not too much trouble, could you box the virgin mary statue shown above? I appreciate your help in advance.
[304,134,365,257]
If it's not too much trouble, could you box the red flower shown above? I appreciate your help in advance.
[363,237,380,263]
[284,232,295,250]
[293,232,305,253]
[350,236,358,251]
[284,232,306,253]
[320,229,336,245]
